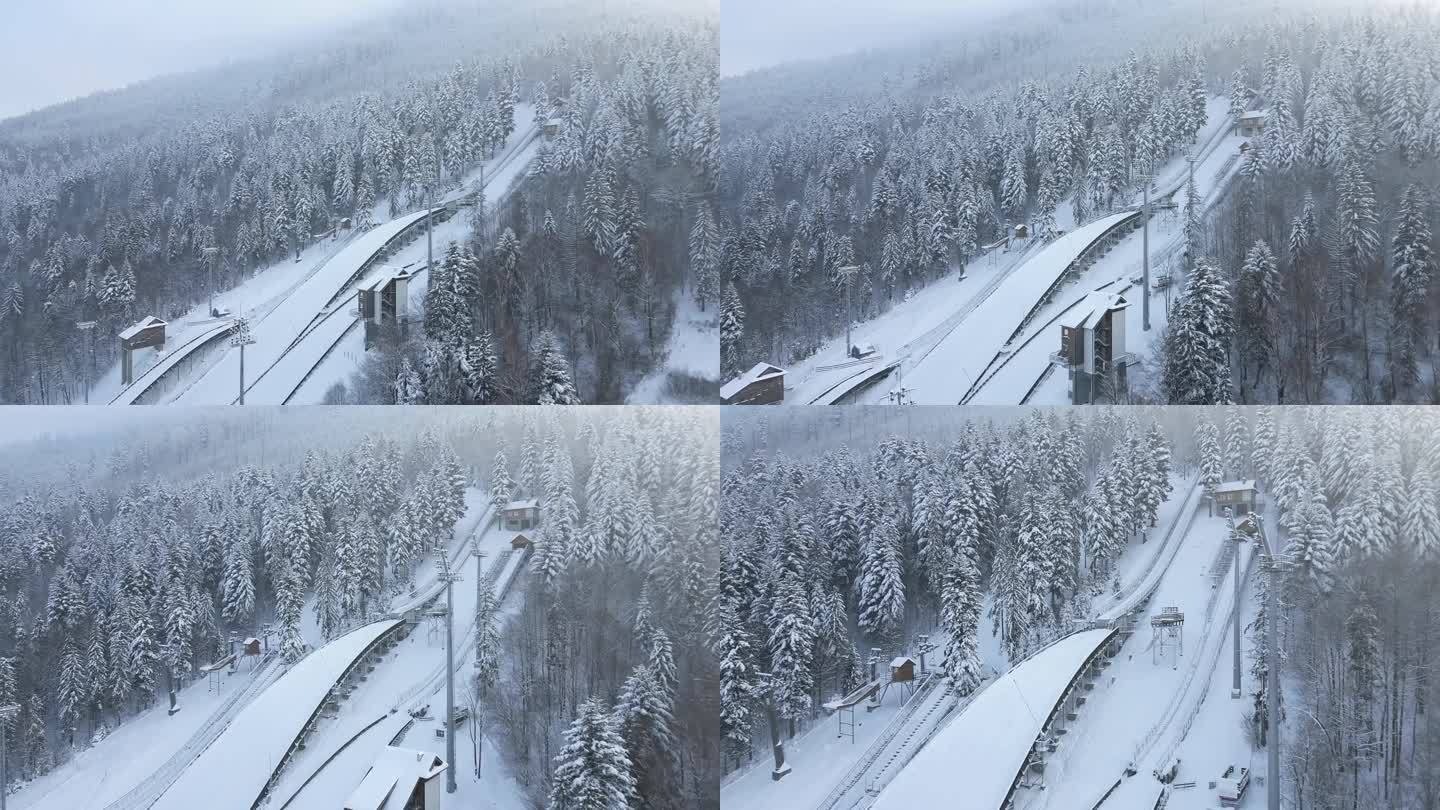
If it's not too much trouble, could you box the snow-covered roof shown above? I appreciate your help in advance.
[504,499,538,511]
[344,746,448,810]
[1213,480,1256,494]
[242,637,260,646]
[358,264,412,293]
[1240,109,1269,119]
[1059,291,1128,330]
[118,316,167,341]
[721,362,786,400]
[890,656,915,668]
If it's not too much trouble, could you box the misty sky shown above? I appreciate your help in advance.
[721,0,1026,77]
[0,0,408,121]
[0,407,172,448]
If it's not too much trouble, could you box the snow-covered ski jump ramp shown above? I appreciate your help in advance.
[150,619,404,810]
[867,628,1120,810]
[899,209,1141,404]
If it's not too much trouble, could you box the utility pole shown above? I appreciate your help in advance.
[427,104,440,280]
[230,316,255,405]
[1185,154,1198,277]
[1227,508,1243,699]
[1265,536,1280,810]
[75,320,96,404]
[0,702,17,810]
[1140,177,1152,331]
[203,246,220,317]
[1237,513,1281,810]
[838,265,859,358]
[435,552,462,794]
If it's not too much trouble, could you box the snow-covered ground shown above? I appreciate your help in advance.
[775,96,1238,407]
[9,658,272,810]
[782,238,1043,405]
[627,288,720,404]
[287,212,475,404]
[105,231,364,404]
[882,210,1139,404]
[721,611,1007,810]
[967,102,1246,406]
[105,113,541,407]
[725,477,1201,810]
[1016,509,1259,810]
[868,629,1118,810]
[151,619,402,810]
[167,209,435,405]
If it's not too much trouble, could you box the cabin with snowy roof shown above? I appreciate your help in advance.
[890,656,916,683]
[721,362,785,405]
[344,746,449,810]
[1053,291,1134,404]
[1235,109,1268,138]
[502,499,539,531]
[118,316,167,385]
[1212,480,1257,515]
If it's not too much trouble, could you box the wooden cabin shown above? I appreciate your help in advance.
[502,500,539,531]
[1212,480,1258,515]
[510,533,531,550]
[890,656,916,683]
[721,362,785,405]
[1235,110,1268,138]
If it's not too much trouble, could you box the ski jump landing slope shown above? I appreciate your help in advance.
[151,619,401,810]
[902,210,1139,404]
[868,628,1117,810]
[169,210,434,404]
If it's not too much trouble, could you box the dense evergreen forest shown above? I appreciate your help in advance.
[718,0,1440,405]
[358,14,719,405]
[0,0,717,405]
[0,406,719,810]
[718,408,1175,770]
[721,405,1440,808]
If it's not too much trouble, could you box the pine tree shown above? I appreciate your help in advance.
[472,584,501,693]
[548,698,635,810]
[1163,258,1234,404]
[394,357,423,404]
[767,573,814,725]
[222,532,255,624]
[1389,185,1435,397]
[717,599,755,760]
[491,446,514,513]
[1235,240,1279,386]
[856,493,904,639]
[529,330,582,405]
[939,551,982,694]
